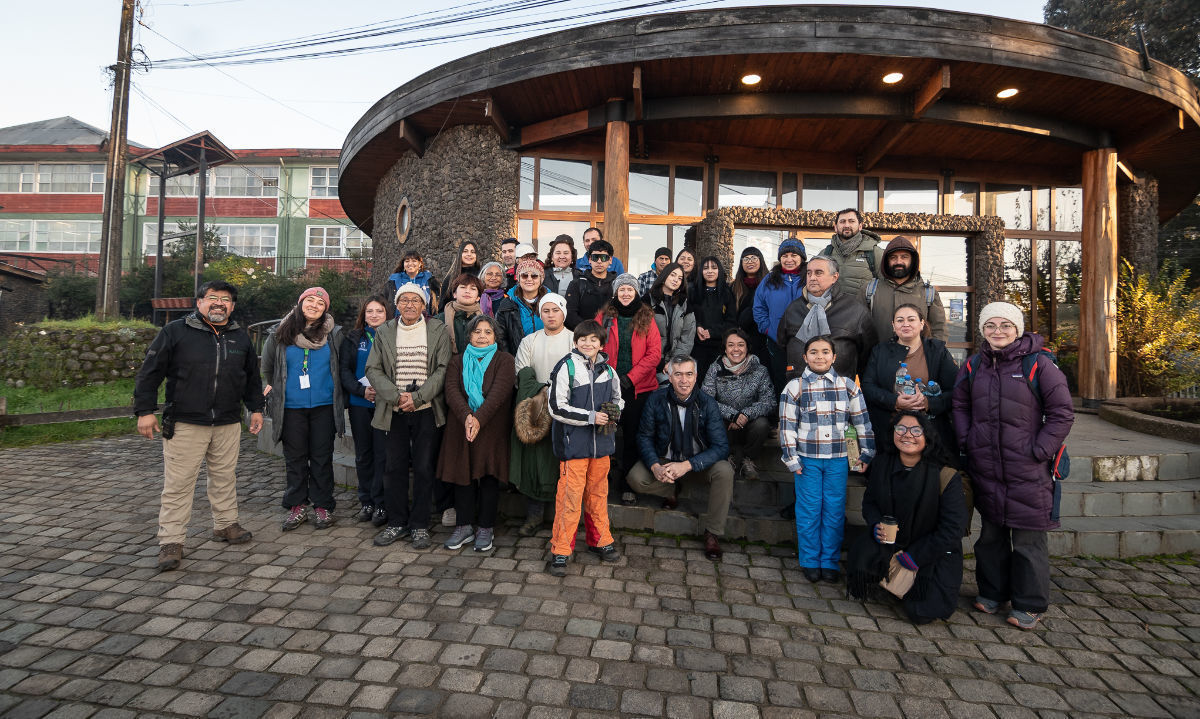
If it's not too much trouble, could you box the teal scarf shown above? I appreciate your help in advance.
[462,342,497,412]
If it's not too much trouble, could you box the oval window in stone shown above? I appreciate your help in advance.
[396,196,412,244]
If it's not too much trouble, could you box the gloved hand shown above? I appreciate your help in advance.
[597,401,622,434]
[620,374,634,397]
[896,551,919,572]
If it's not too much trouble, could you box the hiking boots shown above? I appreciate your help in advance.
[371,507,387,527]
[212,523,251,544]
[742,458,759,480]
[410,528,431,549]
[281,505,309,531]
[547,554,569,577]
[444,525,475,550]
[373,525,410,546]
[356,505,374,522]
[157,543,182,571]
[311,507,334,529]
[587,543,620,562]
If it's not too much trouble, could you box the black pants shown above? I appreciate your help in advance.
[974,518,1050,614]
[348,404,387,508]
[453,475,499,529]
[385,408,439,530]
[766,339,788,396]
[728,416,771,463]
[692,343,721,385]
[281,405,336,511]
[611,391,649,496]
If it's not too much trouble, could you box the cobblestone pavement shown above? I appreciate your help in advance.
[1,434,1198,719]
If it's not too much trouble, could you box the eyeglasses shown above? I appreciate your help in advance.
[894,425,925,437]
[982,322,1017,332]
[590,253,610,261]
[396,298,424,306]
[518,272,542,280]
[202,296,233,305]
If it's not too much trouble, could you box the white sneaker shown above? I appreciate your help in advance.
[442,508,456,527]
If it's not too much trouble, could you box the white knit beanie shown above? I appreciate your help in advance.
[393,282,429,306]
[539,293,567,315]
[978,302,1024,336]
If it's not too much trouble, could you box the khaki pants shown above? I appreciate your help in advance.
[159,422,242,545]
[627,459,735,536]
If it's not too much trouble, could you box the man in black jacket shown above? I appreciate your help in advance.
[779,255,877,381]
[134,280,265,572]
[565,239,615,329]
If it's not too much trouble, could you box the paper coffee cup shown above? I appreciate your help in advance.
[879,516,898,544]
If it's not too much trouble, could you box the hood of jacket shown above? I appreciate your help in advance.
[185,311,241,333]
[982,330,1043,364]
[882,235,921,285]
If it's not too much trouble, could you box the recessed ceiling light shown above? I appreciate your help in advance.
[882,72,904,84]
[741,74,761,85]
[997,88,1019,98]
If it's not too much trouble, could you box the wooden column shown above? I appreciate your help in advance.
[1079,148,1118,406]
[603,119,630,264]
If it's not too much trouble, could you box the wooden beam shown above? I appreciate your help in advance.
[398,120,425,159]
[604,120,630,265]
[1079,148,1118,406]
[912,64,950,119]
[1119,108,1186,158]
[858,121,915,172]
[484,96,510,143]
[1115,160,1136,182]
[516,108,597,148]
[632,66,644,122]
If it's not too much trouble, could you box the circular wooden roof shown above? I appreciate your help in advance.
[340,4,1200,233]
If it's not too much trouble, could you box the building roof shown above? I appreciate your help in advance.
[0,116,147,149]
[339,4,1200,233]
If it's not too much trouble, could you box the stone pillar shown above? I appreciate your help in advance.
[603,119,630,266]
[1117,170,1159,280]
[1080,148,1118,406]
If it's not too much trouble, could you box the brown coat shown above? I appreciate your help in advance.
[437,350,517,486]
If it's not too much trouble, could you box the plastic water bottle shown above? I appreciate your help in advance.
[923,380,941,397]
[901,374,917,396]
[845,425,863,472]
[894,363,908,393]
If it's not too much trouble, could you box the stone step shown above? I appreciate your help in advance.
[1049,515,1200,558]
[1060,479,1200,517]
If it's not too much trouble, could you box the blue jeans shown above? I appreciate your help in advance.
[794,457,848,570]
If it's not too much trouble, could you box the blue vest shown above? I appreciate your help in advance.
[349,328,376,408]
[284,344,334,408]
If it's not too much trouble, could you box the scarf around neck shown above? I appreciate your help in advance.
[794,289,831,344]
[290,313,334,349]
[720,354,752,375]
[667,389,701,461]
[462,342,497,412]
[616,295,643,317]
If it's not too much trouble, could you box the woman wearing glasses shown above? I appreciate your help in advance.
[846,410,968,625]
[494,257,548,355]
[952,302,1073,630]
[861,303,959,462]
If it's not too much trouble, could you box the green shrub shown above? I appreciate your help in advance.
[1117,259,1200,396]
[45,272,98,319]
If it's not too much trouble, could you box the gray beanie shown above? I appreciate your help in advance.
[978,301,1025,336]
[612,273,640,296]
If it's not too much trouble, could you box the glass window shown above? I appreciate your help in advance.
[628,224,670,277]
[1055,240,1082,346]
[1035,187,1051,231]
[937,292,971,346]
[628,163,669,215]
[674,166,704,216]
[1004,237,1032,329]
[953,181,978,216]
[1054,187,1083,232]
[718,169,776,209]
[987,184,1032,230]
[0,220,32,250]
[222,224,278,256]
[211,166,279,197]
[34,220,102,252]
[883,177,939,213]
[306,225,370,258]
[517,218,534,245]
[519,157,535,211]
[918,235,970,287]
[538,159,592,212]
[1035,239,1052,336]
[533,220,590,255]
[863,177,879,212]
[310,167,338,197]
[38,164,105,193]
[148,173,199,197]
[0,164,35,193]
[782,173,798,210]
[802,174,857,212]
[732,228,827,267]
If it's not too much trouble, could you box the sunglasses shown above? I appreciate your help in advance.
[590,253,610,261]
[518,272,542,280]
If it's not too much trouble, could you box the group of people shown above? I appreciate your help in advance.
[134,208,1074,629]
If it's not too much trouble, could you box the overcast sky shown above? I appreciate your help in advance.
[4,1,1048,150]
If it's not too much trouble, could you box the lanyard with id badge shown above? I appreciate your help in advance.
[299,348,312,389]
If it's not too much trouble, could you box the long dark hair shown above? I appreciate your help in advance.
[275,298,330,346]
[392,249,426,275]
[675,248,697,285]
[446,240,481,280]
[691,255,728,298]
[353,294,393,331]
[649,262,689,306]
[731,247,766,304]
[888,409,951,466]
[765,252,806,289]
[544,234,578,269]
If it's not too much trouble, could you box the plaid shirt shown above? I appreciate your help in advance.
[637,268,660,296]
[779,367,875,473]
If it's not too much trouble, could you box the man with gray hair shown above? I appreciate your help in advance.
[626,354,733,560]
[778,255,877,380]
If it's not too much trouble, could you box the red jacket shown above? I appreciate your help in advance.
[597,311,661,397]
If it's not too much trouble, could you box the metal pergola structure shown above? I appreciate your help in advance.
[132,131,238,325]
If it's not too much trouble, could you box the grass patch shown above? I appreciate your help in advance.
[3,378,141,414]
[0,418,136,448]
[30,315,155,331]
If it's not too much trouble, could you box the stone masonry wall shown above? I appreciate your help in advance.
[1118,172,1159,279]
[371,125,519,291]
[4,326,158,389]
[696,207,1005,338]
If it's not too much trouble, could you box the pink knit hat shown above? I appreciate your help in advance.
[298,286,330,308]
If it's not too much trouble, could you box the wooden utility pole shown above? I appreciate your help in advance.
[96,0,136,320]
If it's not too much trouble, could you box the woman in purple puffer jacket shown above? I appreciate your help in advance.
[952,302,1073,630]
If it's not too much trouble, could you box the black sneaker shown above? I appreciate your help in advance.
[547,554,569,577]
[356,505,374,523]
[410,528,431,550]
[373,525,410,546]
[586,544,621,562]
[371,507,387,527]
